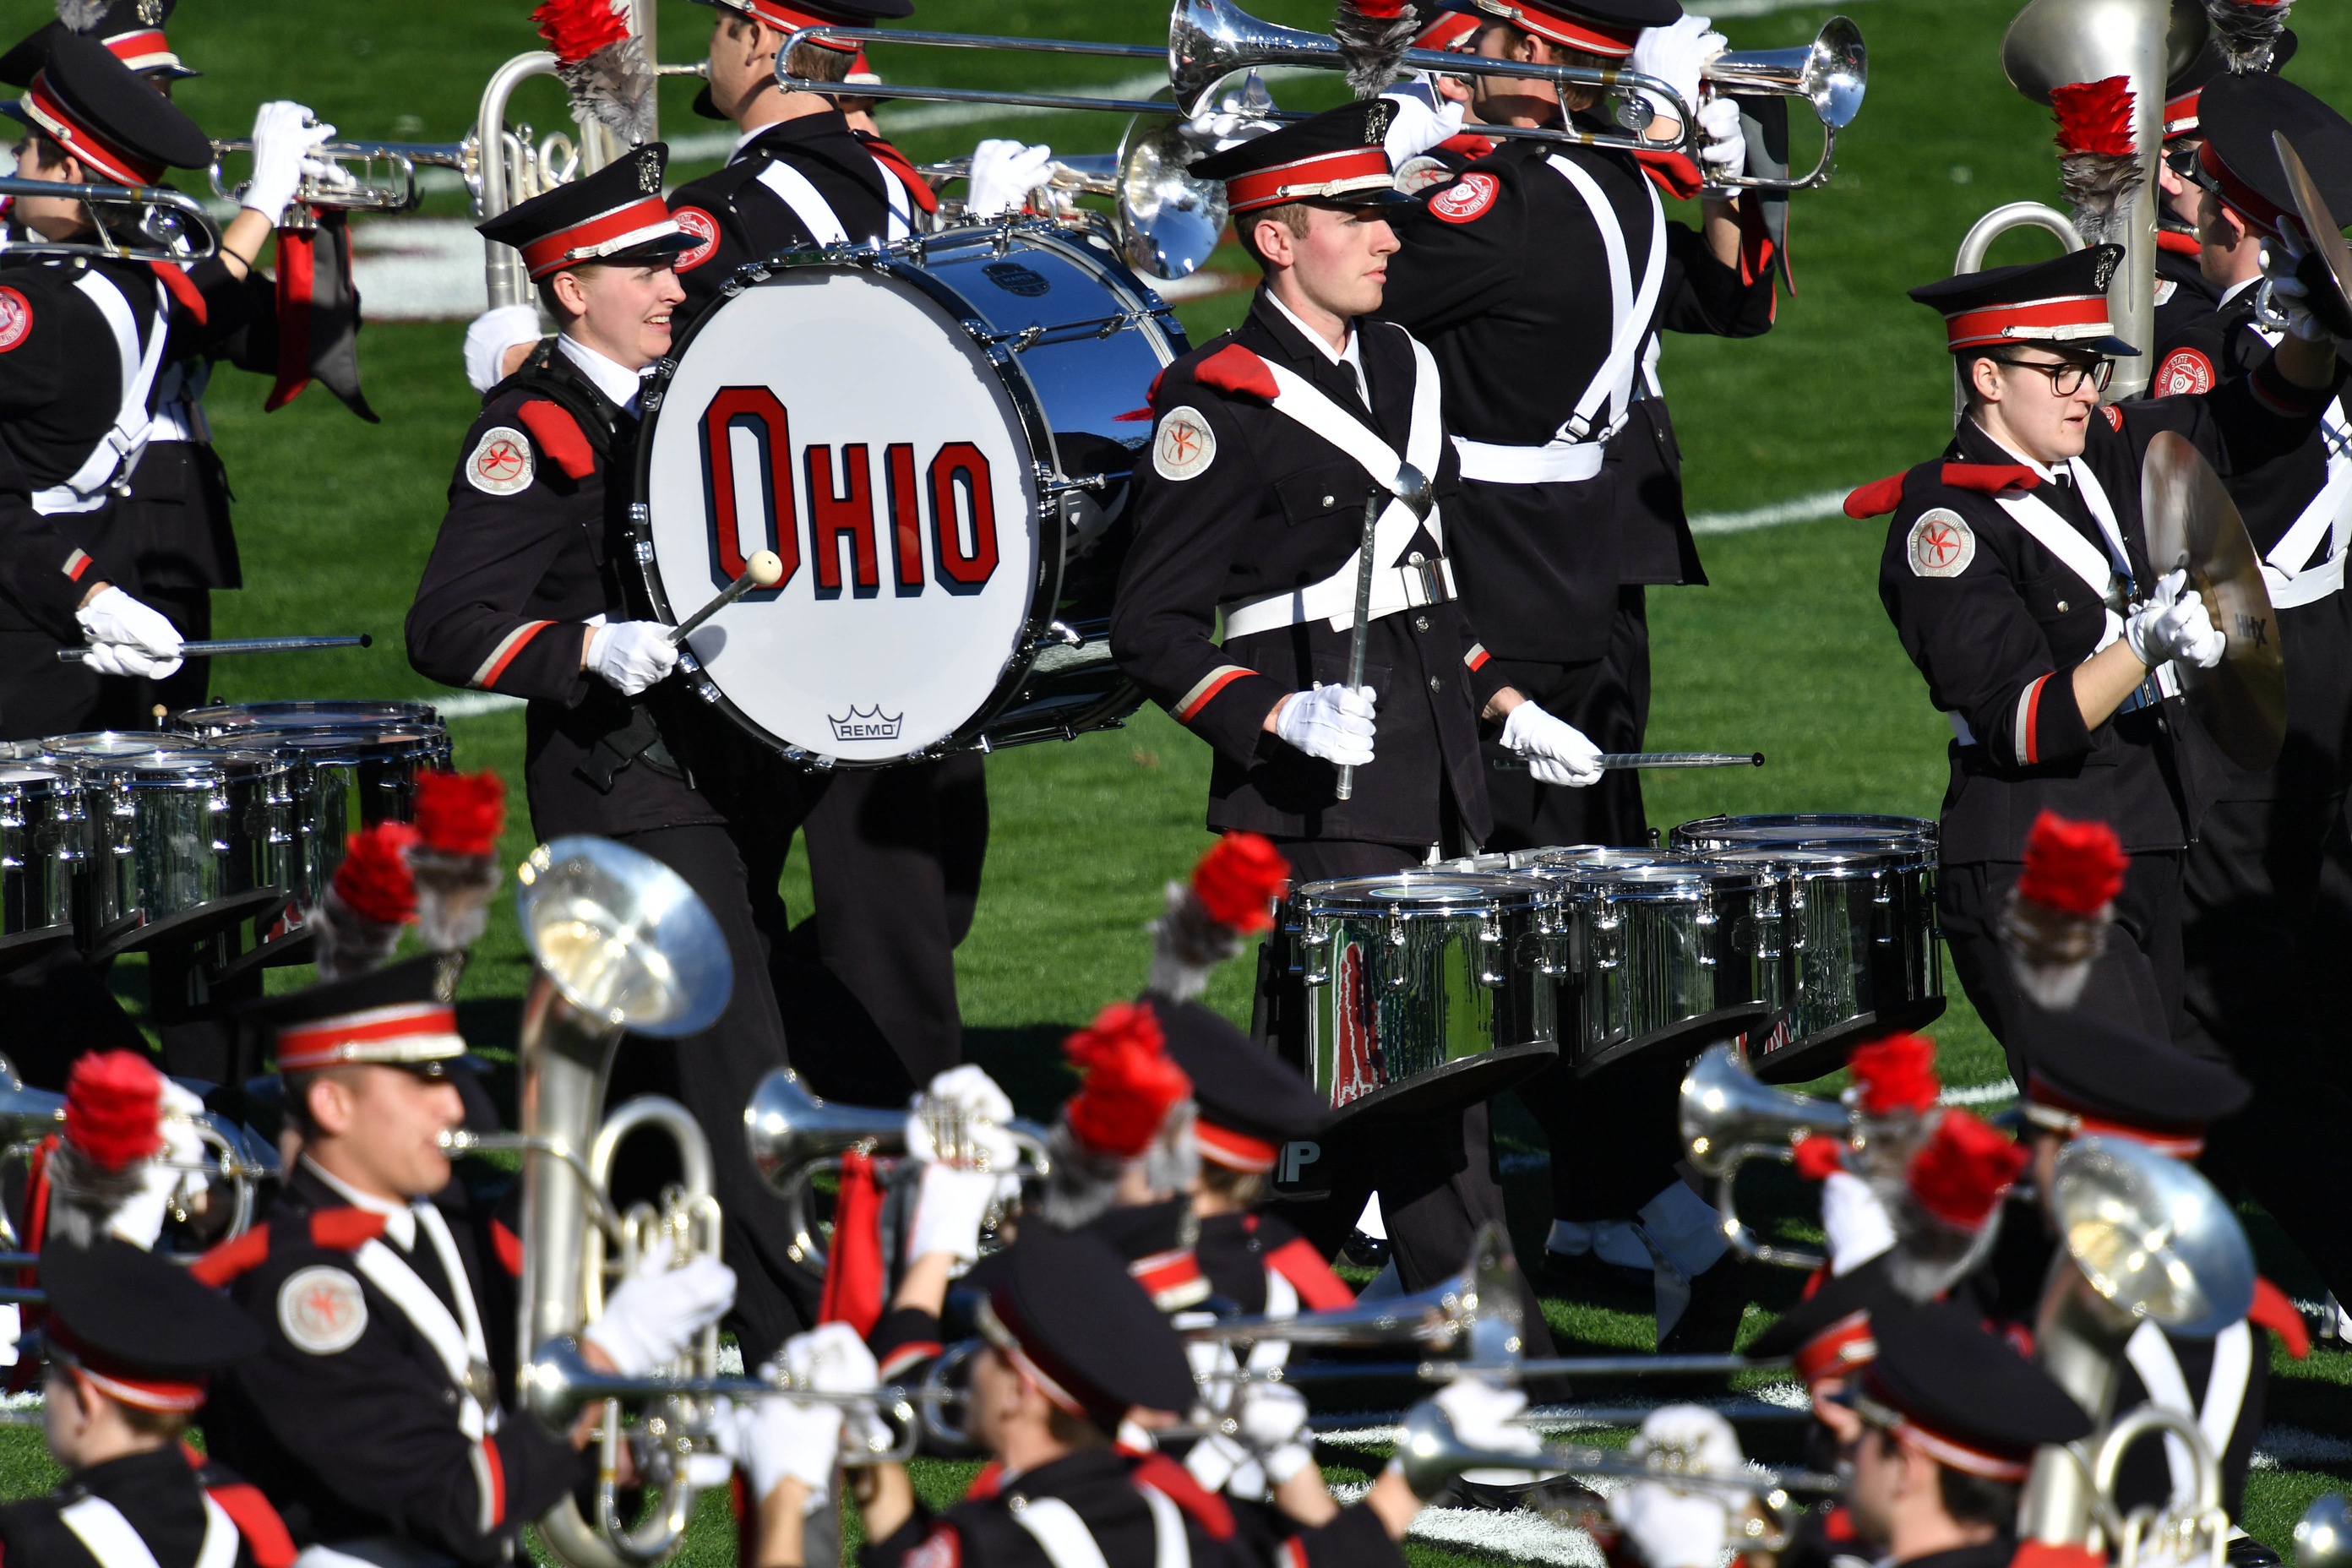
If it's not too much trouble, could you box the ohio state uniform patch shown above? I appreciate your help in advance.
[2153,347,2215,397]
[1395,154,1456,195]
[1153,406,1216,481]
[280,1266,368,1354]
[1907,508,1976,578]
[1429,172,1500,224]
[672,206,719,272]
[0,288,31,352]
[903,1525,960,1568]
[466,426,535,496]
[2102,405,2124,431]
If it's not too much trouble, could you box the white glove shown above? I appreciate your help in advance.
[905,1160,1003,1265]
[1235,1382,1315,1485]
[586,620,679,695]
[1380,83,1467,167]
[732,1321,883,1506]
[1274,683,1377,767]
[76,585,184,679]
[584,1255,737,1376]
[906,1064,1017,1170]
[1629,15,1724,122]
[2125,569,2226,671]
[243,101,340,226]
[1696,95,1746,175]
[1609,1405,1744,1568]
[464,303,542,394]
[1821,1169,1895,1277]
[2262,219,2349,342]
[109,1081,207,1250]
[966,139,1055,219]
[1502,701,1605,787]
[1434,1378,1542,1456]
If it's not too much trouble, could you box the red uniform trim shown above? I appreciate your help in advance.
[2156,228,2201,258]
[517,196,676,278]
[2250,1276,2311,1358]
[1794,1309,1877,1385]
[878,1340,944,1380]
[149,261,206,325]
[1941,293,2112,351]
[1224,149,1396,214]
[1633,149,1705,201]
[491,1219,524,1279]
[188,1226,271,1288]
[1174,666,1254,723]
[1132,1452,1236,1539]
[517,399,596,480]
[1843,472,1908,520]
[482,1429,508,1527]
[63,548,93,582]
[1266,1236,1356,1311]
[2020,673,2049,765]
[474,621,556,692]
[21,78,160,186]
[204,1480,297,1568]
[863,137,941,215]
[729,0,866,49]
[311,1208,390,1251]
[964,1461,1005,1500]
[1192,344,1281,401]
[2012,1544,2106,1568]
[1195,1119,1278,1173]
[2200,138,2287,237]
[1941,462,2041,494]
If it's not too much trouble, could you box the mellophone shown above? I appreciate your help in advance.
[0,700,452,973]
[1275,814,1946,1126]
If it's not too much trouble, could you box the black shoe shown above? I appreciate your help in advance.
[1658,1258,1750,1355]
[1539,1246,1652,1306]
[1342,1230,1391,1270]
[2226,1537,2283,1568]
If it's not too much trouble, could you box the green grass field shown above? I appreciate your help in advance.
[11,0,2352,1557]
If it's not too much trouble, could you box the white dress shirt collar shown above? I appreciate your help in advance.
[302,1154,417,1250]
[558,332,649,416]
[1968,417,2062,485]
[1266,289,1369,407]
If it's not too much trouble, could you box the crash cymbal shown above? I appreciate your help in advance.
[2141,431,2286,772]
[2274,132,2352,336]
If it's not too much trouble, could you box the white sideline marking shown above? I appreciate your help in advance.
[1688,487,1854,535]
[1939,1079,2020,1107]
[1705,0,1881,15]
[2251,1425,2352,1469]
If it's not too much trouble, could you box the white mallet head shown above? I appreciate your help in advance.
[746,549,785,587]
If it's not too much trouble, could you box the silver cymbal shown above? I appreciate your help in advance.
[2273,131,2352,336]
[2141,431,2285,772]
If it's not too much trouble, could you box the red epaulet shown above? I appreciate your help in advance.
[149,259,206,326]
[1633,148,1706,201]
[1115,366,1172,422]
[188,1225,271,1288]
[208,1481,298,1568]
[2012,1543,2104,1568]
[2157,229,2201,257]
[1941,461,2041,494]
[1265,1236,1356,1312]
[311,1209,389,1251]
[1843,471,1909,519]
[1130,1451,1236,1540]
[1824,1505,1858,1542]
[862,136,940,215]
[517,398,596,481]
[1193,344,1280,401]
[2250,1276,2311,1358]
[491,1218,523,1279]
[1441,131,1495,160]
[964,1461,1004,1500]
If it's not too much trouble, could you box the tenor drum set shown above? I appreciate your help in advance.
[1278,814,1946,1129]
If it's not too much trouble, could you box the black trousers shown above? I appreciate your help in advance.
[753,757,988,1108]
[606,822,819,1367]
[1941,849,2186,1090]
[1481,587,1652,852]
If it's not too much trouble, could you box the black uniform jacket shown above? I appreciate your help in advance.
[2153,282,2352,803]
[195,1164,587,1564]
[1109,290,1510,848]
[1874,359,2337,863]
[406,340,732,839]
[1195,1209,1355,1317]
[1903,1538,2025,1568]
[1375,136,1775,656]
[666,110,923,332]
[0,1447,291,1568]
[2153,241,2223,354]
[859,1446,1407,1568]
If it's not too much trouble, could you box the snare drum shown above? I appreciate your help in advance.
[0,765,80,953]
[72,749,293,946]
[1669,814,1937,853]
[175,700,444,738]
[1702,843,1943,1079]
[204,724,452,908]
[636,221,1185,765]
[1545,858,1772,1076]
[1291,871,1557,1123]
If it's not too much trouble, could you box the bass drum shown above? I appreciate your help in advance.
[635,221,1187,765]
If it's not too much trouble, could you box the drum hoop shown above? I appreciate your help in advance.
[634,225,1179,768]
[1294,870,1551,914]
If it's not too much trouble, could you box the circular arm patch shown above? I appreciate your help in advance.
[466,426,536,496]
[280,1266,368,1354]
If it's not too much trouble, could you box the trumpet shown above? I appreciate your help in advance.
[743,1067,1052,1273]
[1679,1044,1854,1271]
[208,137,474,218]
[0,176,217,263]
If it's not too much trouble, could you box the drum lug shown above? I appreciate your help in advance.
[1476,912,1506,988]
[633,539,656,564]
[1300,915,1331,986]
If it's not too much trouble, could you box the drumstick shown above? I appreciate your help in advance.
[670,550,785,646]
[1491,751,1767,770]
[57,634,370,662]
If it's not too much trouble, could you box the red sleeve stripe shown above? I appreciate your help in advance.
[62,549,91,582]
[1464,642,1490,671]
[478,1435,507,1531]
[878,1341,943,1380]
[1280,1538,1309,1568]
[2013,673,2050,766]
[1174,664,1254,722]
[470,621,555,690]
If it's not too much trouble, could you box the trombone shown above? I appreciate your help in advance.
[0,176,217,262]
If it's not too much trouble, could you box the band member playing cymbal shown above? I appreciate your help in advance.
[1849,242,2345,1066]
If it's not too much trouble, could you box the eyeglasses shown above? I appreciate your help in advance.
[1988,354,2114,396]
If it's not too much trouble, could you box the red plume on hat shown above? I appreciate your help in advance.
[1334,0,1421,100]
[1904,1108,2028,1230]
[2050,78,2141,248]
[411,770,508,956]
[313,821,421,981]
[64,1051,166,1173]
[2001,811,2126,1010]
[1848,1034,1941,1118]
[534,0,656,144]
[1147,833,1291,1001]
[1062,1002,1193,1159]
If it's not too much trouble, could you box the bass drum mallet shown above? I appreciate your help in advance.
[670,550,785,645]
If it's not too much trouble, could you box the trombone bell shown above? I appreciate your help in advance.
[1168,0,1335,115]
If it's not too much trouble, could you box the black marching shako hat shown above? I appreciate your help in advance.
[1152,999,1331,1174]
[1748,1255,1897,1388]
[1908,243,2136,358]
[966,1225,1196,1429]
[2164,30,2296,141]
[239,953,470,1076]
[2195,71,2352,240]
[1460,0,1679,59]
[1854,1298,2091,1482]
[40,1238,263,1413]
[0,0,194,91]
[477,142,694,283]
[1192,101,1418,216]
[687,0,911,45]
[8,30,208,184]
[2011,1008,2250,1159]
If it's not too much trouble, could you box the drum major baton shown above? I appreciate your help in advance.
[1491,751,1766,770]
[57,634,370,662]
[669,550,785,646]
[1335,466,1434,802]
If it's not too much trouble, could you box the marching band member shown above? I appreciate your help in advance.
[1848,241,2344,1057]
[2149,32,2296,349]
[1106,101,1590,1315]
[3,1238,296,1568]
[2146,73,2352,1313]
[0,0,199,93]
[199,956,736,1564]
[1369,0,1775,1330]
[404,147,820,1363]
[1748,1260,1900,1568]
